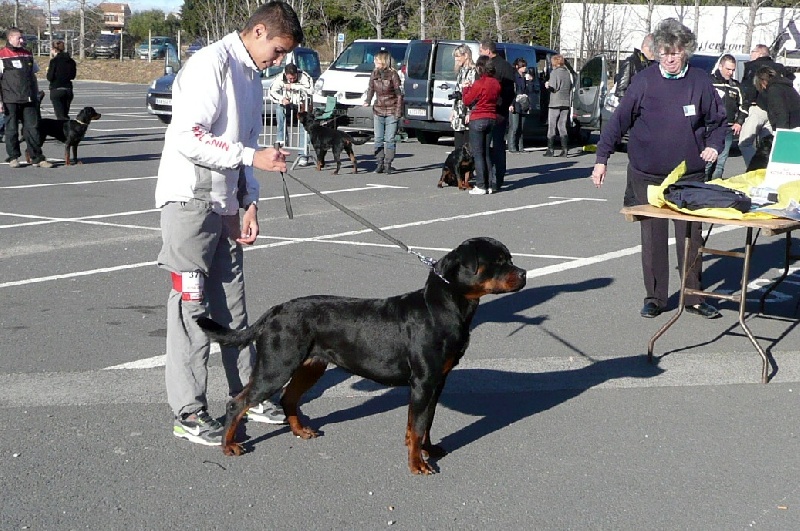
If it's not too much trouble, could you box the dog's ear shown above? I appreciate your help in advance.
[434,239,479,281]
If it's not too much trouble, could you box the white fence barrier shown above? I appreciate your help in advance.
[259,90,311,164]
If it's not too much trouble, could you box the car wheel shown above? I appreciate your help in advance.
[416,130,440,144]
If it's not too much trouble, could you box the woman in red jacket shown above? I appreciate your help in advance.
[462,55,501,194]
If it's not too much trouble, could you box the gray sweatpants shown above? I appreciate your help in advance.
[158,199,253,418]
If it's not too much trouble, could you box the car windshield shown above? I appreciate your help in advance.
[96,34,118,44]
[150,38,167,45]
[331,42,406,72]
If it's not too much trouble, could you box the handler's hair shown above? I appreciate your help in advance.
[242,1,304,44]
[653,18,697,58]
[551,54,565,68]
[479,39,497,54]
[475,55,496,78]
[754,65,778,90]
[53,40,65,53]
[452,44,474,71]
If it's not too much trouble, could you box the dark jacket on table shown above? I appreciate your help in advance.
[764,76,800,129]
[596,64,727,180]
[46,51,77,90]
[740,56,794,111]
[364,67,403,117]
[462,75,501,121]
[488,55,515,117]
[0,44,37,104]
[614,48,651,98]
[710,69,745,126]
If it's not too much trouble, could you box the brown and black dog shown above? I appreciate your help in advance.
[27,106,102,166]
[438,144,475,189]
[197,237,526,475]
[298,111,368,174]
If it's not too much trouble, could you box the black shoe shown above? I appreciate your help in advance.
[685,302,721,319]
[640,302,663,318]
[375,164,384,174]
[543,149,555,157]
[386,165,393,175]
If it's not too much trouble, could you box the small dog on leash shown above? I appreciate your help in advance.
[28,106,102,166]
[298,111,368,174]
[438,144,475,189]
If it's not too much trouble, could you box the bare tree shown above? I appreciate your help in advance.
[448,0,468,40]
[492,0,502,42]
[361,0,403,39]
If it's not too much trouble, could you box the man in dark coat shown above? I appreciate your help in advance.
[480,39,515,190]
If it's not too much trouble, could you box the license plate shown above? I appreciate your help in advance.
[154,97,171,106]
[407,108,426,117]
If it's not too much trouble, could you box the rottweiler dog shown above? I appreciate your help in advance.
[437,144,475,190]
[29,106,102,166]
[197,237,526,475]
[298,111,368,174]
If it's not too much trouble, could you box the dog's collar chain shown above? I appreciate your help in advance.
[76,119,86,125]
[410,250,449,284]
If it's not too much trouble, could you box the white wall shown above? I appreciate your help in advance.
[560,3,800,57]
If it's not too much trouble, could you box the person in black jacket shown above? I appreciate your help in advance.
[614,34,654,99]
[754,66,800,130]
[480,39,515,190]
[738,44,794,165]
[46,40,77,120]
[507,57,536,153]
[706,54,745,179]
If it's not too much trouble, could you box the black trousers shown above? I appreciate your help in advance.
[629,166,704,308]
[4,102,43,163]
[50,87,74,120]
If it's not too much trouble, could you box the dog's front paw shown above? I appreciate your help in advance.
[291,426,319,439]
[222,442,245,456]
[408,454,437,475]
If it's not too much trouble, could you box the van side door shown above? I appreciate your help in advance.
[572,55,607,131]
[429,42,464,123]
[404,40,434,121]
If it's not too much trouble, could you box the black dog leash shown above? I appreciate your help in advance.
[275,143,294,219]
[279,169,446,281]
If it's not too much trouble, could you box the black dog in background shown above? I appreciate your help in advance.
[298,111,368,174]
[28,106,102,166]
[746,135,773,173]
[438,144,475,190]
[196,237,527,475]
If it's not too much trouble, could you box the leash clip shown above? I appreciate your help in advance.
[409,250,449,284]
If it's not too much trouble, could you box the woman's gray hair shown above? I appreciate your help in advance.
[653,18,697,58]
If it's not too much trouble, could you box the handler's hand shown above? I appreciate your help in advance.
[591,163,606,188]
[700,147,718,163]
[732,123,742,135]
[252,147,289,173]
[236,204,259,245]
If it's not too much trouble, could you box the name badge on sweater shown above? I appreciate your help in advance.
[683,104,696,117]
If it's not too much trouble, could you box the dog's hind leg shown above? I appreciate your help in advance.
[346,146,358,174]
[280,359,328,439]
[64,145,71,166]
[332,147,343,174]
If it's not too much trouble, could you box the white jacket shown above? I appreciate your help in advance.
[267,70,313,106]
[155,32,261,215]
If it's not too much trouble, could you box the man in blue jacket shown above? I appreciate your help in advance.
[591,18,728,320]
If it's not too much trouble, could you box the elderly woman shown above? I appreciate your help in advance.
[363,50,403,174]
[591,18,728,320]
[450,44,476,152]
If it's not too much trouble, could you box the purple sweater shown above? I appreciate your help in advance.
[596,64,727,178]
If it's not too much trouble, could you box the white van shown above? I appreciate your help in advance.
[312,39,410,133]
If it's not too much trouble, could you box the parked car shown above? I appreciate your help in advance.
[146,45,321,125]
[186,38,207,57]
[403,39,590,144]
[313,39,411,134]
[89,33,136,59]
[139,36,178,60]
[22,34,39,52]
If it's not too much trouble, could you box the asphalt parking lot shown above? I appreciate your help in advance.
[2,81,800,529]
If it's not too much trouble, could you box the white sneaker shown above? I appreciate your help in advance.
[469,187,487,195]
[8,158,20,168]
[296,156,310,167]
[245,401,287,424]
[35,159,53,168]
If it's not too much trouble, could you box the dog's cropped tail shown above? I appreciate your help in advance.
[195,316,258,348]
